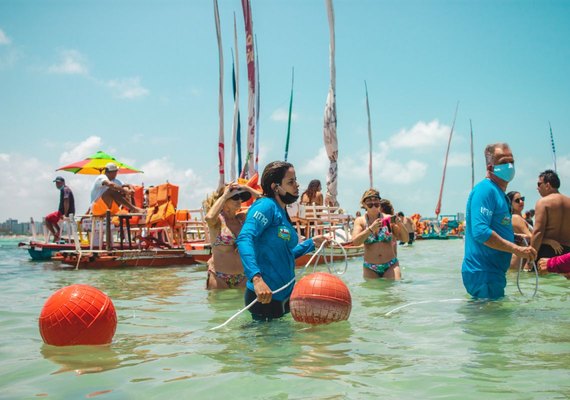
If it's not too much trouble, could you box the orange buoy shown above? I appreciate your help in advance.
[39,284,117,346]
[290,272,352,325]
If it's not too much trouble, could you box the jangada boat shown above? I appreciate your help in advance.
[52,248,195,269]
[17,216,96,261]
[49,183,205,269]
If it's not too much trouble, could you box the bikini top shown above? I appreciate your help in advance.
[363,215,393,244]
[212,214,240,247]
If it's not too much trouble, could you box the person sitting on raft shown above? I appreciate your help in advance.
[236,161,328,321]
[90,163,144,214]
[351,189,409,280]
[203,182,260,289]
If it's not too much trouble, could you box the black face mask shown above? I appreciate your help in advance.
[276,185,299,204]
[279,192,299,204]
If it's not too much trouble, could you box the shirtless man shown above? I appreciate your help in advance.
[398,211,416,245]
[531,169,570,259]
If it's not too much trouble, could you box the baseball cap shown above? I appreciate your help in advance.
[53,176,65,183]
[105,162,119,172]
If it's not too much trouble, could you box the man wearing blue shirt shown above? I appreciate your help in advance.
[462,143,536,300]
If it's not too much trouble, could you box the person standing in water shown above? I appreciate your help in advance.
[203,182,260,289]
[236,161,327,321]
[462,143,536,300]
[351,189,408,280]
[531,169,570,259]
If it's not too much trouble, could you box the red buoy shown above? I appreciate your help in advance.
[39,284,117,346]
[290,272,352,325]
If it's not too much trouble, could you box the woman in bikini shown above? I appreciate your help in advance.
[204,182,260,289]
[351,189,409,280]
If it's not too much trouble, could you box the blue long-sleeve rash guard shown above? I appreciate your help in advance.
[462,178,514,277]
[236,197,315,301]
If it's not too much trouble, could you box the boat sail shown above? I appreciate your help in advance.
[323,0,338,207]
[241,0,257,178]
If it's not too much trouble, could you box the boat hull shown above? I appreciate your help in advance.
[295,244,364,267]
[18,241,88,261]
[184,241,363,267]
[52,249,195,269]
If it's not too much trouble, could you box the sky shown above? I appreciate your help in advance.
[1,0,569,222]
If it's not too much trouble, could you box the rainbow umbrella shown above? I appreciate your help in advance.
[56,150,143,175]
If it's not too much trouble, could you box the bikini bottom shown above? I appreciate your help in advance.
[363,258,399,277]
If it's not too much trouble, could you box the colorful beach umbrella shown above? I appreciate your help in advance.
[56,151,143,175]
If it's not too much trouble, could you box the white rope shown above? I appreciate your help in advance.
[384,298,465,316]
[516,236,538,298]
[211,238,346,330]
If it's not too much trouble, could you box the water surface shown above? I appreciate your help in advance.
[0,238,568,399]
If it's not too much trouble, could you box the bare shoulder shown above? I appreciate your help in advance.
[354,215,366,227]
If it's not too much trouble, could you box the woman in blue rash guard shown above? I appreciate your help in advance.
[236,161,328,321]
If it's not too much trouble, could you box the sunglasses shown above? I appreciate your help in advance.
[229,191,252,202]
[365,202,381,208]
[514,197,525,204]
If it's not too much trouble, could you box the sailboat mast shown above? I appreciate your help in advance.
[213,0,225,189]
[435,101,459,218]
[549,121,557,173]
[365,80,373,188]
[284,68,295,162]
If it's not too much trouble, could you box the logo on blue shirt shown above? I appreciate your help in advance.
[252,210,269,226]
[277,226,291,241]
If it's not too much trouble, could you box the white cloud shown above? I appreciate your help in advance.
[106,77,149,99]
[58,136,103,164]
[376,158,428,184]
[298,147,329,176]
[446,152,471,167]
[0,49,20,69]
[0,29,11,45]
[48,49,89,75]
[389,119,450,149]
[270,107,298,122]
[0,153,63,221]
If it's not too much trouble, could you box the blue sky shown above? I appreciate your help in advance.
[1,0,568,222]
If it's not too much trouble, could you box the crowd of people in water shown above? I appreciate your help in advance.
[46,142,570,320]
[196,144,569,320]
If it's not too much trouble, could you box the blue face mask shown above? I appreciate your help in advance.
[493,163,515,182]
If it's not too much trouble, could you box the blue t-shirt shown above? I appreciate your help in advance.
[462,178,514,277]
[236,197,315,301]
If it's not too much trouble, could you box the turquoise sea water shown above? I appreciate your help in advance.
[0,237,568,399]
